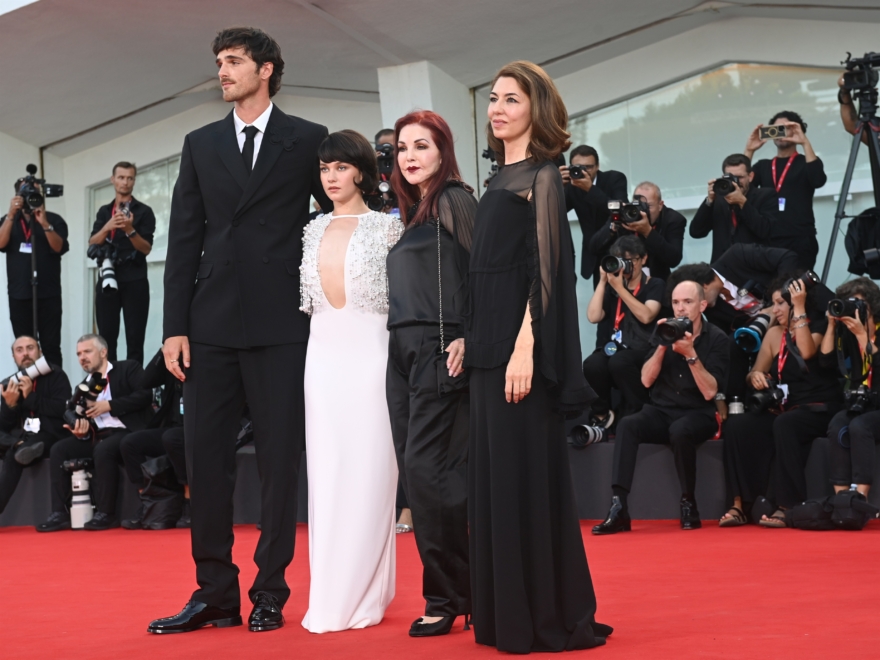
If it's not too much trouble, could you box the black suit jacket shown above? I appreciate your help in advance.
[565,169,628,279]
[689,187,778,263]
[0,366,71,440]
[163,105,332,348]
[101,359,152,431]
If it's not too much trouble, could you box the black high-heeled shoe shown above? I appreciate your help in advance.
[409,615,456,637]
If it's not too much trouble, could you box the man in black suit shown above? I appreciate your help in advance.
[559,145,628,283]
[689,154,778,263]
[36,334,152,532]
[150,27,331,635]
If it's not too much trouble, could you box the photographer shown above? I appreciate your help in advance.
[0,180,69,367]
[0,336,71,516]
[592,280,730,535]
[689,153,778,262]
[821,278,880,503]
[745,111,826,269]
[720,278,842,527]
[559,145,628,283]
[588,181,685,282]
[838,75,880,206]
[374,128,398,215]
[89,162,156,364]
[36,334,151,532]
[578,235,664,442]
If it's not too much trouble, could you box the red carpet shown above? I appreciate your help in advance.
[3,520,879,659]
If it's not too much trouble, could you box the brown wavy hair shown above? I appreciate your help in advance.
[486,61,571,166]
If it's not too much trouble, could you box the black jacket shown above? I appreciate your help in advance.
[90,197,156,282]
[163,106,332,348]
[90,359,152,431]
[690,186,778,262]
[0,366,71,440]
[0,210,69,299]
[140,349,182,429]
[565,169,628,279]
[589,206,686,282]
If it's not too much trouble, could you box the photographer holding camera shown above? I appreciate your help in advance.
[374,128,398,215]
[36,334,151,532]
[592,280,730,535]
[0,176,69,367]
[559,145,628,283]
[588,181,685,282]
[89,162,156,364]
[690,154,778,262]
[745,111,826,269]
[720,278,842,527]
[0,336,71,517]
[821,278,880,503]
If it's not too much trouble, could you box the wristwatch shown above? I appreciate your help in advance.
[685,355,699,366]
[126,229,137,238]
[44,224,54,233]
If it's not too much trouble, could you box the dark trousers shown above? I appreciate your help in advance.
[582,348,649,420]
[9,295,62,367]
[162,426,187,485]
[771,405,841,507]
[95,278,149,364]
[387,325,470,617]
[120,426,186,486]
[0,430,56,514]
[612,404,717,498]
[49,430,129,514]
[185,341,305,610]
[726,341,751,399]
[827,409,880,486]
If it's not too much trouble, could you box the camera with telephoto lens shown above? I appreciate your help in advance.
[734,313,771,353]
[569,164,588,180]
[828,297,869,320]
[781,270,820,305]
[87,242,137,291]
[608,197,649,224]
[748,377,786,413]
[845,384,880,414]
[1,355,52,387]
[713,173,740,196]
[63,457,94,472]
[656,317,694,346]
[376,143,394,177]
[601,255,633,276]
[842,52,880,93]
[63,373,107,429]
[15,164,63,211]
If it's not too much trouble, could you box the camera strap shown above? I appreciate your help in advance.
[771,154,797,193]
[19,218,31,242]
[779,330,809,377]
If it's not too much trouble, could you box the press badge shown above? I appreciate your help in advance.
[611,329,623,344]
[23,417,40,433]
[778,198,786,212]
[19,242,32,254]
[779,383,790,405]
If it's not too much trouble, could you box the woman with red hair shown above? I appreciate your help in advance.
[386,110,477,637]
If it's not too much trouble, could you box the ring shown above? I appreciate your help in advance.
[170,359,178,363]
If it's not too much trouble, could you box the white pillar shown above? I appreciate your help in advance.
[378,61,478,193]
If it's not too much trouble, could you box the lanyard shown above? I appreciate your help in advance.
[109,203,117,241]
[771,154,797,193]
[730,209,737,229]
[614,279,642,331]
[777,331,790,378]
[20,217,31,242]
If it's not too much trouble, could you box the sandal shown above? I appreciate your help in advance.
[719,506,747,527]
[758,509,787,528]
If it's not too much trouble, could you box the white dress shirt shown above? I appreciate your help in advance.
[94,362,126,430]
[233,102,274,169]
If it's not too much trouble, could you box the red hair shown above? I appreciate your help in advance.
[391,110,464,227]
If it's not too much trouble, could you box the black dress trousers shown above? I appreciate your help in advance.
[582,348,649,420]
[161,426,187,485]
[185,341,306,610]
[0,430,56,514]
[386,324,470,618]
[9,295,63,367]
[95,278,150,364]
[49,431,129,514]
[828,410,880,486]
[120,427,183,485]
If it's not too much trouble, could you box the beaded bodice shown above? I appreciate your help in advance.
[300,211,404,316]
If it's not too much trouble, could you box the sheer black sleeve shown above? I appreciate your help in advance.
[437,182,476,253]
[529,162,596,414]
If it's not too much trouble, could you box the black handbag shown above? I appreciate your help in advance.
[434,216,468,397]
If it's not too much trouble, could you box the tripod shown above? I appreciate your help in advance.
[820,84,880,283]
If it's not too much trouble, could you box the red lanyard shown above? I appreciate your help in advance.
[20,218,31,242]
[614,280,642,331]
[730,209,737,229]
[771,154,797,193]
[777,331,790,378]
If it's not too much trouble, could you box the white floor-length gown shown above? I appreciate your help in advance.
[299,210,403,633]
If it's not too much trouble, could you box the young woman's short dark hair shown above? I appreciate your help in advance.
[768,110,807,134]
[212,27,285,97]
[317,130,379,196]
[570,145,599,165]
[610,234,647,259]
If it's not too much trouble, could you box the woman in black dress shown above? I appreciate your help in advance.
[386,110,477,637]
[467,61,612,653]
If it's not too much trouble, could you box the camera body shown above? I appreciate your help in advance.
[15,164,63,211]
[608,198,648,224]
[842,52,880,92]
[781,270,820,305]
[748,377,786,413]
[845,384,880,414]
[569,164,588,180]
[601,255,633,276]
[759,125,787,140]
[656,317,693,346]
[828,297,869,319]
[62,457,94,473]
[376,143,394,178]
[713,173,739,196]
[63,373,107,429]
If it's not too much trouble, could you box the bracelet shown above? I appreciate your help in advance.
[792,313,807,322]
[126,229,137,238]
[792,321,809,330]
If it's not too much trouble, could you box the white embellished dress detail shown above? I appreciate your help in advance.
[299,211,404,633]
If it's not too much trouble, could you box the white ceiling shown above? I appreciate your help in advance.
[2,0,880,152]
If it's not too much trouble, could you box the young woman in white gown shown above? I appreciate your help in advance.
[299,130,404,633]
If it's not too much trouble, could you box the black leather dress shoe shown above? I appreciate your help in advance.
[14,440,44,466]
[249,591,284,632]
[83,511,120,531]
[409,615,456,637]
[592,496,631,535]
[176,500,191,528]
[122,505,145,530]
[148,600,242,634]
[680,496,702,530]
[36,511,70,532]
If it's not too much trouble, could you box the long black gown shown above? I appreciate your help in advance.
[466,159,611,652]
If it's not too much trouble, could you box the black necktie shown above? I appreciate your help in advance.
[241,125,259,174]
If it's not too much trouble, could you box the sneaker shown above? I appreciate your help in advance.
[83,511,120,531]
[121,504,146,530]
[14,440,44,466]
[36,511,71,532]
[567,424,607,449]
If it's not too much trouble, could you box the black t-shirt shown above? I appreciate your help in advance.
[646,321,731,410]
[752,154,826,238]
[90,197,156,282]
[599,275,665,351]
[767,331,842,406]
[0,210,69,299]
